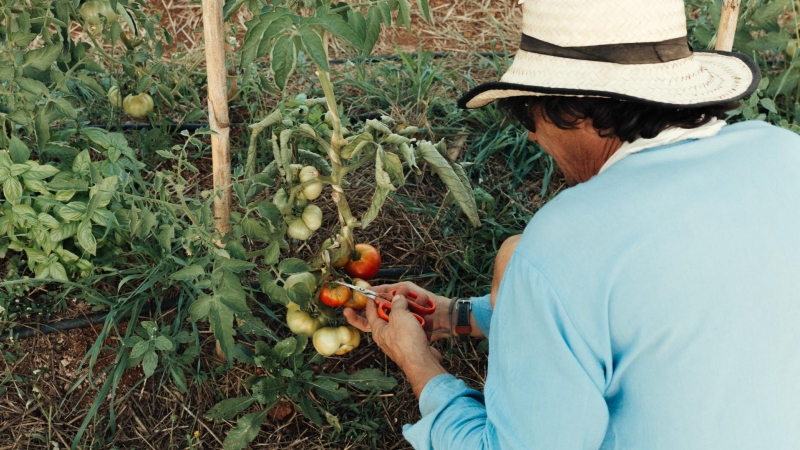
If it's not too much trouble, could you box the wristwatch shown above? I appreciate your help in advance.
[454,298,472,342]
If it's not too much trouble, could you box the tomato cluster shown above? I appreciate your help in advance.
[281,244,382,357]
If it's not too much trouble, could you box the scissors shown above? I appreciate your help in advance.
[334,281,436,327]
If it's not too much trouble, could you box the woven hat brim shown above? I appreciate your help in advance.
[458,50,760,109]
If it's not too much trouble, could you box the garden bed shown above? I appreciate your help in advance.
[2,0,797,448]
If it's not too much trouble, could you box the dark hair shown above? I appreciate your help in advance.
[498,96,738,143]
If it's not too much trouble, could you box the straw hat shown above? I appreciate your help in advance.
[458,0,760,109]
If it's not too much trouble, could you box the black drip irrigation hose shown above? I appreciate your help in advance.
[327,50,510,65]
[81,51,510,134]
[0,266,434,341]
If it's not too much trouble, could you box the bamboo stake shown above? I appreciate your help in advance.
[202,0,232,237]
[716,0,742,52]
[202,0,231,362]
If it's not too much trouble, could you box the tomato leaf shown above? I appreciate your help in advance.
[210,303,236,360]
[218,258,257,274]
[382,151,404,187]
[310,377,349,401]
[294,396,323,425]
[237,312,279,341]
[271,34,295,91]
[416,0,431,22]
[417,141,480,227]
[323,368,398,391]
[396,0,412,32]
[170,264,205,281]
[319,12,363,50]
[273,336,298,359]
[340,132,373,160]
[221,409,269,450]
[278,258,310,274]
[298,25,329,72]
[260,278,290,307]
[362,148,397,228]
[363,6,382,56]
[206,396,257,421]
[189,295,214,321]
[222,0,246,21]
[217,273,249,313]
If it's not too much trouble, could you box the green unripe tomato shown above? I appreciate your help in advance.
[285,271,318,293]
[286,310,326,336]
[107,85,122,108]
[299,166,323,200]
[302,205,322,231]
[787,39,797,60]
[273,188,289,211]
[287,218,312,240]
[294,196,308,209]
[289,164,304,181]
[122,93,154,119]
[79,0,118,33]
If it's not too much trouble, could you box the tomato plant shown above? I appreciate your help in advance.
[345,243,382,280]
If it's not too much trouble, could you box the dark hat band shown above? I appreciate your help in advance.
[520,34,693,64]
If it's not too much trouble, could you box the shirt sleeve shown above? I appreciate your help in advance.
[471,294,492,337]
[402,254,610,449]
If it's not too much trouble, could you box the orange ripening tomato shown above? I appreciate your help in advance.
[319,282,351,307]
[343,278,370,310]
[344,244,381,280]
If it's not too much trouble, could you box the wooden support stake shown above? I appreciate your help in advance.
[202,0,231,362]
[716,0,741,52]
[202,0,232,237]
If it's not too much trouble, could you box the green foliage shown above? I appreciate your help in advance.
[0,128,146,282]
[238,0,426,91]
[208,335,397,450]
[687,0,800,131]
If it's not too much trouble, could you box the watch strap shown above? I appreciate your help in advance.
[454,298,472,342]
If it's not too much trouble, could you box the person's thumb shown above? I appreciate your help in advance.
[392,294,410,312]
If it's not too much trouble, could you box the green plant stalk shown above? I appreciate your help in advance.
[317,30,358,232]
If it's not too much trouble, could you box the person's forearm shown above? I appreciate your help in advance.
[403,353,448,398]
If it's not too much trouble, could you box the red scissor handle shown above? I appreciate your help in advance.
[374,288,435,327]
[376,301,425,326]
[387,288,436,315]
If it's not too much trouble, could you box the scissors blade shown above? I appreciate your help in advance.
[334,280,379,298]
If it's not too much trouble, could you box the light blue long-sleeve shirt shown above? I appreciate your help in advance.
[403,121,800,449]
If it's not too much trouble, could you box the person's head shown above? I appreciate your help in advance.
[495,96,738,185]
[458,0,759,182]
[498,96,737,143]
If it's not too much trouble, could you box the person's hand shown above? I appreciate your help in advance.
[360,293,446,398]
[343,281,453,341]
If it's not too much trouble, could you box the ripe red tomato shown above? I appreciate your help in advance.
[319,283,351,307]
[343,278,370,310]
[345,244,381,280]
